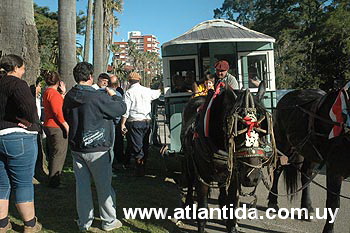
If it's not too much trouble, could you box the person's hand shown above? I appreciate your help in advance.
[18,123,27,128]
[58,81,67,96]
[121,124,128,136]
[105,87,116,96]
[280,155,289,165]
[16,117,32,128]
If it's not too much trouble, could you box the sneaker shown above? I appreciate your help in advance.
[0,221,12,233]
[102,219,122,231]
[23,217,42,233]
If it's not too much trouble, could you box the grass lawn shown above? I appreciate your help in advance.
[8,146,188,233]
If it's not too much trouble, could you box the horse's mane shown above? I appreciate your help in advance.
[207,87,268,150]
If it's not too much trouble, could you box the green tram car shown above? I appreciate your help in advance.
[161,19,277,153]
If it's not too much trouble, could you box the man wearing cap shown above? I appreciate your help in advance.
[120,72,161,176]
[92,72,110,90]
[108,74,126,170]
[214,60,239,90]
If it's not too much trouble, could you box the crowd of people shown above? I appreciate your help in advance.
[171,59,242,97]
[0,54,240,233]
[0,54,161,232]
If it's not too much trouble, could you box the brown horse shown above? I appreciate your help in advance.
[268,85,350,233]
[181,83,276,233]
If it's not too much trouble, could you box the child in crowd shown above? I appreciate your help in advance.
[194,75,215,97]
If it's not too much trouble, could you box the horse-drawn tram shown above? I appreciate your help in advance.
[158,19,350,233]
[161,19,277,153]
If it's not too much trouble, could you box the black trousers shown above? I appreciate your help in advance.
[34,133,47,181]
[126,121,151,162]
[112,121,125,167]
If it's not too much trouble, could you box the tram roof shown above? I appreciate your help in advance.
[162,19,275,48]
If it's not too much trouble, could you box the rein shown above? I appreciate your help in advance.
[296,104,350,132]
[261,160,326,197]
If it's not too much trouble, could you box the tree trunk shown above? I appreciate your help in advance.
[83,0,93,62]
[104,23,114,71]
[94,0,104,78]
[58,0,77,89]
[0,0,40,85]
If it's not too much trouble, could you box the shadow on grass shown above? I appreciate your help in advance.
[114,146,184,233]
[9,146,185,233]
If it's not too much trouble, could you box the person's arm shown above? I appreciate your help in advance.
[120,91,131,134]
[192,82,199,93]
[98,87,127,119]
[227,74,239,90]
[13,80,39,124]
[49,91,69,133]
[150,88,161,101]
[120,117,128,135]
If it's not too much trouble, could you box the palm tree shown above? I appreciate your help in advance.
[94,0,104,77]
[58,0,77,89]
[0,0,40,84]
[83,0,93,62]
[127,41,142,71]
[103,0,123,70]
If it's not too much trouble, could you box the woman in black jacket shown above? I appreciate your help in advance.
[0,54,42,233]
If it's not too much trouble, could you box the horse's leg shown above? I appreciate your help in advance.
[300,160,315,214]
[196,182,209,233]
[183,152,195,208]
[322,172,342,233]
[226,179,239,233]
[185,181,194,207]
[267,164,283,210]
[218,184,227,209]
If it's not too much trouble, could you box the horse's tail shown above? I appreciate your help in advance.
[283,163,299,202]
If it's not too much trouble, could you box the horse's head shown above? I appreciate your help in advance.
[223,82,272,187]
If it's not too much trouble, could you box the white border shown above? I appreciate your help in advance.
[163,55,199,98]
[237,50,276,92]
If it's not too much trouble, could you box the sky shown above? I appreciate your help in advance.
[34,0,225,47]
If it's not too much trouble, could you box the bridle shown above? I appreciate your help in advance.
[224,90,278,195]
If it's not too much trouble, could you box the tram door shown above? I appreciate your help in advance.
[238,51,276,110]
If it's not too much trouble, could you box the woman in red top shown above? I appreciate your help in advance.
[43,72,69,188]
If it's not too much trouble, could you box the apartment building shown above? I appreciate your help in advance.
[113,31,160,70]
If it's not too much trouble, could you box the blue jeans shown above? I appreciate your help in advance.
[72,150,119,231]
[0,132,38,203]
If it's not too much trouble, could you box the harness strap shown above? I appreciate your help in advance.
[297,105,347,129]
[308,95,328,137]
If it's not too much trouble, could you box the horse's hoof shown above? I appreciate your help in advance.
[267,202,279,211]
[301,205,315,214]
[322,226,334,233]
[227,224,239,233]
[300,213,315,222]
[322,230,333,233]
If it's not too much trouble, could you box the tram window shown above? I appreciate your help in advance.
[169,59,196,93]
[247,55,269,88]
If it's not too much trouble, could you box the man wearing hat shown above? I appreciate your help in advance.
[121,72,161,176]
[214,60,239,90]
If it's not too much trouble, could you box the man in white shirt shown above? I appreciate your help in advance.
[121,72,161,176]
